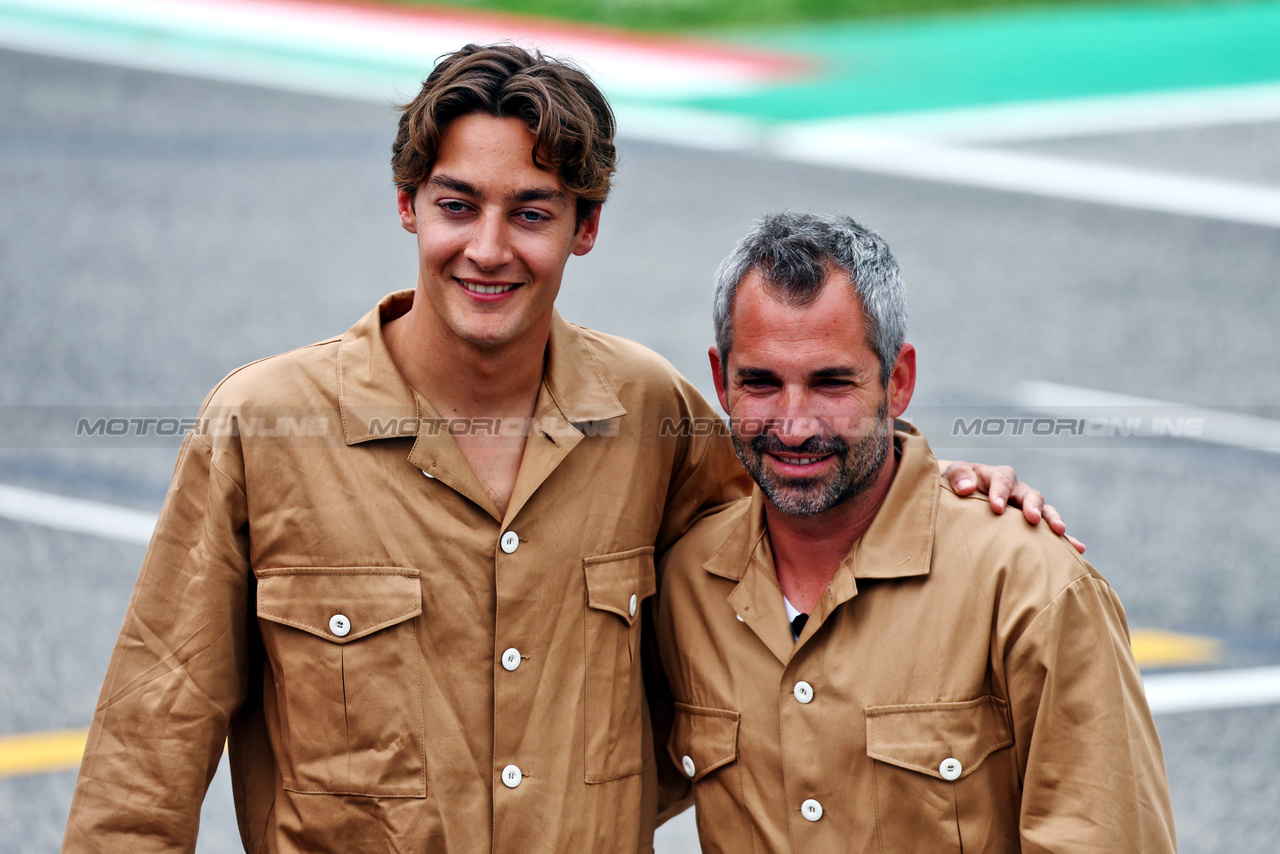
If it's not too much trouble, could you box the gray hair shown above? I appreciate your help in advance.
[712,211,907,385]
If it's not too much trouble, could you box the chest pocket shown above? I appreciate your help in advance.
[257,567,425,797]
[582,547,656,783]
[865,696,1017,853]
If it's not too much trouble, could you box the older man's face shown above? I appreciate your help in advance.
[711,268,911,517]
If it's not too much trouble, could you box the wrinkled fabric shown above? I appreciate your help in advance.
[63,290,750,854]
[657,424,1176,853]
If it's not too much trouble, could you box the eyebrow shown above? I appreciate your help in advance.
[810,367,861,379]
[427,175,479,196]
[427,175,566,205]
[734,366,865,381]
[509,187,566,204]
[735,367,778,381]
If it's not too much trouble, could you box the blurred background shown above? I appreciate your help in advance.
[1,0,1279,850]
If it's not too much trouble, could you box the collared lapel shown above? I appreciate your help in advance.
[706,491,795,665]
[500,312,627,529]
[337,291,418,445]
[804,423,939,634]
[337,290,500,518]
[852,423,939,582]
[710,424,941,654]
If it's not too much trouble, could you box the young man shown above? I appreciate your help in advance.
[63,47,1064,852]
[657,212,1175,852]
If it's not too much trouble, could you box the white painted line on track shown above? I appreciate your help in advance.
[1145,666,1280,715]
[1015,381,1280,454]
[4,481,1280,718]
[4,0,1280,229]
[768,132,1280,229]
[0,484,156,543]
[783,83,1280,145]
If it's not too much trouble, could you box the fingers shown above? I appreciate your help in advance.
[1042,503,1066,535]
[1040,503,1087,553]
[947,462,1087,554]
[942,461,978,495]
[977,464,1017,514]
[1011,482,1044,525]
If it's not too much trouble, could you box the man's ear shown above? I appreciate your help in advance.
[887,343,917,418]
[709,345,730,415]
[397,188,419,234]
[571,205,602,256]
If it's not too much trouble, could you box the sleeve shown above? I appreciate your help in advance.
[652,377,751,558]
[1005,573,1177,853]
[646,378,745,823]
[62,427,253,853]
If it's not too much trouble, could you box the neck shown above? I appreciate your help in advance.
[766,444,898,613]
[384,302,548,421]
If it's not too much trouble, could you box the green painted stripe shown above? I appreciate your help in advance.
[685,0,1280,121]
[0,4,432,80]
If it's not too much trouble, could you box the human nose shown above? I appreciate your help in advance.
[769,387,823,446]
[465,211,513,270]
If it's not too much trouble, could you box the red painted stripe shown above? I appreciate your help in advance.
[193,0,807,79]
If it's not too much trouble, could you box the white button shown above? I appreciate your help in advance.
[501,648,521,672]
[328,614,351,637]
[801,798,823,821]
[939,757,962,781]
[629,593,638,617]
[420,469,435,479]
[501,764,522,788]
[736,614,745,622]
[681,755,696,777]
[500,531,520,553]
[793,681,814,704]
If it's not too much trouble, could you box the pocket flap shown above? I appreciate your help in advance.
[583,547,656,626]
[865,695,1013,780]
[257,567,422,644]
[668,702,739,783]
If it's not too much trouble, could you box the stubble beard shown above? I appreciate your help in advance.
[731,399,892,517]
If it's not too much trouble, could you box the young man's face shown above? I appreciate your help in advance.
[398,113,599,352]
[710,268,915,517]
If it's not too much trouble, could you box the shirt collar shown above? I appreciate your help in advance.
[337,290,626,445]
[706,421,941,662]
[705,420,938,581]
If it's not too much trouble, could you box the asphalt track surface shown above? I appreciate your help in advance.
[2,44,1280,853]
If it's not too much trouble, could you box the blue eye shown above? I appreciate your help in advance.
[440,201,467,213]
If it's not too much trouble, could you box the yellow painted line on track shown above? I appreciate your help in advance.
[0,727,87,777]
[1131,628,1223,668]
[0,629,1225,780]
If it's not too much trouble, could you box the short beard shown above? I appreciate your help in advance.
[731,399,891,517]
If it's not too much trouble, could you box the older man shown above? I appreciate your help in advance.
[657,212,1175,852]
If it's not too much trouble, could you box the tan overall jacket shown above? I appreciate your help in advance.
[63,291,750,853]
[657,424,1176,853]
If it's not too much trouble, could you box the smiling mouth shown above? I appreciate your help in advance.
[459,280,520,296]
[769,454,831,467]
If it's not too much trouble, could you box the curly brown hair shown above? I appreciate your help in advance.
[392,44,617,224]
